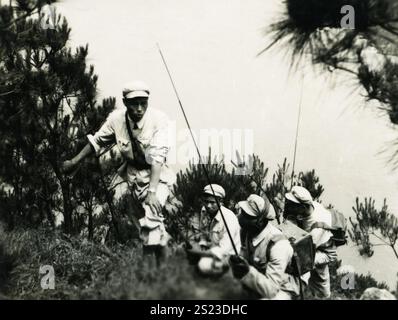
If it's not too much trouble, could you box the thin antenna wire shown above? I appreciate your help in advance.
[290,76,304,189]
[157,43,238,256]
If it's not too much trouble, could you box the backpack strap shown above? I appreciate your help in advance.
[125,111,151,170]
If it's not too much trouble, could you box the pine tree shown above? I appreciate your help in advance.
[265,158,324,220]
[264,0,398,165]
[297,170,324,201]
[350,197,398,259]
[261,0,398,262]
[0,1,117,235]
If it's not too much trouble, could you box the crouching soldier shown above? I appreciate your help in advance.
[284,186,341,298]
[229,194,300,300]
[186,184,241,276]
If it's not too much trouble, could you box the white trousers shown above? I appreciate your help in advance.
[112,179,171,247]
[138,182,171,246]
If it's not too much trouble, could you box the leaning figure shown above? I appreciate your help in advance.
[61,81,175,262]
[284,186,342,298]
[229,194,300,300]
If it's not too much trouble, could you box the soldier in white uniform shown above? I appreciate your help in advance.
[62,81,175,261]
[186,184,241,276]
[229,194,300,300]
[284,186,338,298]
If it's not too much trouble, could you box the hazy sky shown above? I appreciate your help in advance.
[56,0,398,285]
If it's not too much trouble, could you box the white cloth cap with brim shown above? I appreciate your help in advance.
[285,186,313,206]
[122,80,150,99]
[202,184,225,199]
[238,194,276,220]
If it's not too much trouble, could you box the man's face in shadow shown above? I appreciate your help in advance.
[123,97,148,122]
[202,195,222,217]
[238,209,267,237]
[284,199,312,226]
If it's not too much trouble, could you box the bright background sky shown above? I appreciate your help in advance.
[56,0,398,287]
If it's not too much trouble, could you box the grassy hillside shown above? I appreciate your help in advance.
[0,225,393,300]
[0,225,246,300]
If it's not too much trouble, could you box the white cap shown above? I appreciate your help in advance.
[285,186,313,206]
[122,80,150,99]
[238,194,276,220]
[203,184,226,199]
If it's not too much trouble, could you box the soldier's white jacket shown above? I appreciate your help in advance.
[87,107,176,246]
[240,222,299,299]
[87,107,175,188]
[300,201,337,298]
[190,206,241,261]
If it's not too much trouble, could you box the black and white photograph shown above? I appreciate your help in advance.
[1,0,398,304]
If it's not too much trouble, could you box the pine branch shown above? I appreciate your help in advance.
[1,8,38,30]
[370,231,391,246]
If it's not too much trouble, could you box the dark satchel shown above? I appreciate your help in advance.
[125,111,151,170]
[273,220,316,277]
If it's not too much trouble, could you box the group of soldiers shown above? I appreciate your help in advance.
[62,81,340,300]
[186,183,338,300]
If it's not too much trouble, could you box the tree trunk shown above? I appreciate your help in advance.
[60,180,73,234]
[95,159,120,239]
[52,155,73,234]
[88,207,93,240]
[45,200,55,228]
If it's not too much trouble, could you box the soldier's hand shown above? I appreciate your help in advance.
[324,247,338,263]
[229,255,250,279]
[315,247,338,266]
[60,159,78,175]
[145,192,162,215]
